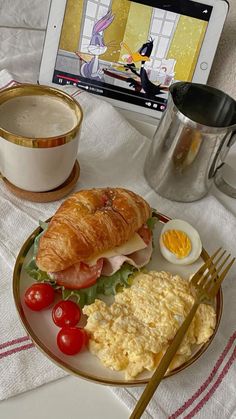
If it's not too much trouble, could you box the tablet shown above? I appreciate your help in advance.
[39,0,229,120]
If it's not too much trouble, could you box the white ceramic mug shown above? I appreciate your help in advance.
[0,84,83,192]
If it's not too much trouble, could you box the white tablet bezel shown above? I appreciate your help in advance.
[39,0,229,120]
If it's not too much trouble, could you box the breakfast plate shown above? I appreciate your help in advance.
[13,212,223,386]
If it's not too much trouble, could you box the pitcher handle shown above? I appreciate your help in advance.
[228,131,236,147]
[209,131,236,179]
[213,130,236,198]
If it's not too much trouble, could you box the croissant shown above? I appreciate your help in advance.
[36,188,151,272]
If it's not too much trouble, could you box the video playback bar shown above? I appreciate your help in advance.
[53,70,168,112]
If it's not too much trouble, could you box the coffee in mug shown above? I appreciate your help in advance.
[0,84,83,192]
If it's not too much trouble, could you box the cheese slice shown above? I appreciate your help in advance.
[86,233,147,266]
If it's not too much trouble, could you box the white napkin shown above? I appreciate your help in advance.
[0,71,236,419]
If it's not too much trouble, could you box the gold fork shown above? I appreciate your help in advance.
[130,248,235,419]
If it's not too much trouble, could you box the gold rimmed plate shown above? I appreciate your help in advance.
[13,212,223,386]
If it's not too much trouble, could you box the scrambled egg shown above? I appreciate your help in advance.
[83,271,216,380]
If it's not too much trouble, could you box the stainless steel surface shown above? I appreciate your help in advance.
[144,82,236,202]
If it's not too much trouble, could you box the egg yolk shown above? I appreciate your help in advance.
[162,230,192,258]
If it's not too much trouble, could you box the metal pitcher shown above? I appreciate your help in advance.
[144,82,236,202]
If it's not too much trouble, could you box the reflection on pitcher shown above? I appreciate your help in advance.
[172,127,202,170]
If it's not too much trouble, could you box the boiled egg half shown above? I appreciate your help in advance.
[159,219,202,265]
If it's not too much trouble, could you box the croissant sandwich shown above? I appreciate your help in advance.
[27,188,155,306]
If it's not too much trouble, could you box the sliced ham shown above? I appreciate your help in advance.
[50,231,153,289]
[101,240,153,276]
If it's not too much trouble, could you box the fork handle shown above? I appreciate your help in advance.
[129,301,200,419]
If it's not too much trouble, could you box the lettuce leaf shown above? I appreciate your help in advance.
[25,215,155,308]
[26,259,136,308]
[26,253,136,308]
[147,215,158,231]
[25,259,51,282]
[33,221,48,256]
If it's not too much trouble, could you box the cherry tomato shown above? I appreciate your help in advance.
[52,300,81,328]
[138,224,152,245]
[53,258,103,290]
[24,283,55,311]
[57,327,87,355]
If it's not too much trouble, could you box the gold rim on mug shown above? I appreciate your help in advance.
[12,212,223,386]
[0,84,83,148]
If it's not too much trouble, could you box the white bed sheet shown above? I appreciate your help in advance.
[0,0,50,83]
[0,0,50,28]
[0,0,235,96]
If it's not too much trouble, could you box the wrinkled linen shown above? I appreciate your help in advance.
[1,0,236,95]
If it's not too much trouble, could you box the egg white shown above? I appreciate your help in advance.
[159,219,202,265]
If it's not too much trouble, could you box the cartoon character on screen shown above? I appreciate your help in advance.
[80,11,114,81]
[124,39,168,98]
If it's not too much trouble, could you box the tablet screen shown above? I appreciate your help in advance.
[52,0,212,114]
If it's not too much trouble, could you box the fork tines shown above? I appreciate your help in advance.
[191,248,235,298]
